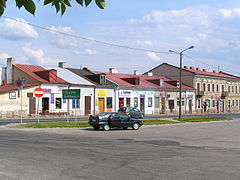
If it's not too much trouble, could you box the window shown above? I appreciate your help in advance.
[134,97,138,107]
[232,100,235,107]
[148,97,153,107]
[197,99,201,108]
[216,84,219,92]
[197,83,200,91]
[203,83,206,91]
[222,85,224,92]
[72,99,80,109]
[228,86,230,92]
[232,86,234,93]
[154,97,160,108]
[177,100,185,106]
[212,100,215,108]
[126,98,131,107]
[99,75,106,85]
[208,84,211,91]
[236,86,238,93]
[236,100,238,107]
[55,98,62,109]
[107,97,113,108]
[212,84,215,92]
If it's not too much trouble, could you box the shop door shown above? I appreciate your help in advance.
[27,93,36,114]
[85,96,91,115]
[188,100,192,114]
[98,98,105,113]
[161,98,166,114]
[126,98,131,107]
[168,100,174,113]
[42,97,49,115]
[119,98,124,109]
[140,98,145,111]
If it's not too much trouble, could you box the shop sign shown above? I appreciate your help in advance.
[187,94,193,100]
[50,94,54,104]
[160,92,166,98]
[62,89,81,99]
[140,94,145,98]
[119,90,132,97]
[43,89,52,93]
[97,90,107,97]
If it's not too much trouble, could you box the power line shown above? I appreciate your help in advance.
[2,16,240,76]
[2,16,171,55]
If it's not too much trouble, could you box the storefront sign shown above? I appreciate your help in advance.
[140,94,145,98]
[97,90,107,97]
[119,90,132,97]
[50,94,54,104]
[187,94,193,100]
[62,89,81,99]
[43,89,52,93]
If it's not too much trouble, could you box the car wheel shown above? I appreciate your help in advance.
[132,123,139,130]
[103,124,110,131]
[94,127,100,130]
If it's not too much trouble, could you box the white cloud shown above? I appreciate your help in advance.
[84,49,97,55]
[0,53,10,62]
[22,45,59,66]
[48,26,78,48]
[0,18,38,40]
[146,52,161,61]
[218,8,240,19]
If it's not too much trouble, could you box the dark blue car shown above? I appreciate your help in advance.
[89,112,143,131]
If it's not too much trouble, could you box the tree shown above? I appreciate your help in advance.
[0,0,105,17]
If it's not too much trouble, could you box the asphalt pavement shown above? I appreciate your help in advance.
[1,119,240,179]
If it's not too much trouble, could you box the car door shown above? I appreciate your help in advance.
[132,108,141,118]
[119,113,131,127]
[110,113,121,127]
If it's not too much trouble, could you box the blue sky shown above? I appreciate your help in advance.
[1,0,240,75]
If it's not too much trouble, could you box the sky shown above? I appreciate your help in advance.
[1,0,240,75]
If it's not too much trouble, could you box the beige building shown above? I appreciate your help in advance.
[145,63,240,113]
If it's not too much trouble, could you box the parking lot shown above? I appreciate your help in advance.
[1,120,240,180]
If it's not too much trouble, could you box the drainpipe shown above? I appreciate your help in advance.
[93,86,96,115]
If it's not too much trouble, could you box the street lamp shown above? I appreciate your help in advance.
[169,46,194,119]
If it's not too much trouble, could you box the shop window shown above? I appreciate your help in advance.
[55,98,62,109]
[107,97,113,108]
[148,97,153,107]
[134,97,138,108]
[232,100,235,107]
[126,98,131,107]
[212,84,215,92]
[72,99,80,109]
[154,97,160,108]
[177,101,185,106]
[216,84,219,92]
[203,83,206,91]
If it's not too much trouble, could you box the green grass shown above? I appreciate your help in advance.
[143,119,180,125]
[174,116,232,122]
[15,121,90,128]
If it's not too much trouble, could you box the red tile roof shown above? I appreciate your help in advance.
[14,64,68,84]
[183,67,239,79]
[95,71,195,90]
[0,83,39,94]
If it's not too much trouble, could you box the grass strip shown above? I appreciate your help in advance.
[15,121,90,128]
[143,119,180,125]
[174,116,232,122]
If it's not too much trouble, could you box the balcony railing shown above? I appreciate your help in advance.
[196,90,205,97]
[221,91,229,98]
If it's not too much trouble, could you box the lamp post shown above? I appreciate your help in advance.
[169,46,194,119]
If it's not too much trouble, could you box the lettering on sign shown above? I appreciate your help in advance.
[119,90,132,97]
[62,89,81,99]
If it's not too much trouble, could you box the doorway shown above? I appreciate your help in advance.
[119,98,124,109]
[85,96,91,115]
[42,97,49,115]
[140,98,145,111]
[188,100,192,114]
[161,98,166,114]
[98,98,105,113]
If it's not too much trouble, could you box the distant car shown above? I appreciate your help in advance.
[89,112,143,131]
[118,107,144,119]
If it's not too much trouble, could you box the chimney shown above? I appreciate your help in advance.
[190,67,195,70]
[134,70,139,75]
[6,57,15,84]
[58,62,66,69]
[147,71,153,76]
[183,66,188,69]
[196,67,200,70]
[202,69,207,72]
[109,68,118,74]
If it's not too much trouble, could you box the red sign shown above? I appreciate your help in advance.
[34,87,44,98]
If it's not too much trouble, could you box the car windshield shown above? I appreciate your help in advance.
[96,112,111,116]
